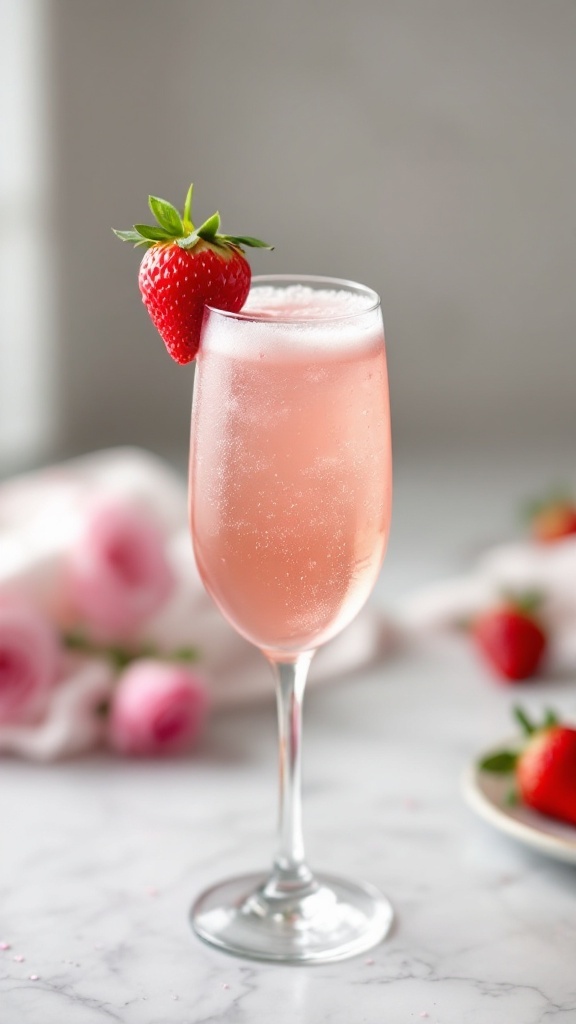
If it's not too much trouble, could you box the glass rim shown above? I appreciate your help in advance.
[205,274,381,324]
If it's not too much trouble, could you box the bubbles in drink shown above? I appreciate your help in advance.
[190,286,391,653]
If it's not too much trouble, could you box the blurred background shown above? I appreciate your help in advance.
[1,0,575,483]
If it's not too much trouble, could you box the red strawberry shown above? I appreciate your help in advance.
[472,593,547,682]
[114,185,272,364]
[517,725,576,824]
[480,707,576,828]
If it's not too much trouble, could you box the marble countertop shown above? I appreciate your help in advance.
[1,449,575,1023]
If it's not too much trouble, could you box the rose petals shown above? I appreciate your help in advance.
[0,602,60,724]
[108,660,209,756]
[66,503,174,638]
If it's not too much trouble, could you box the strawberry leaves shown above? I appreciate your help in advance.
[514,705,559,736]
[113,228,150,248]
[134,224,175,242]
[183,183,194,228]
[113,183,273,253]
[114,183,274,364]
[224,235,275,248]
[196,211,221,239]
[148,195,183,236]
[479,705,562,775]
[479,750,519,773]
[513,705,536,736]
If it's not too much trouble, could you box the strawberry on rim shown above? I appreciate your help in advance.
[114,184,272,364]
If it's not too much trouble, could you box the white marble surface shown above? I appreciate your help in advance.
[1,450,576,1023]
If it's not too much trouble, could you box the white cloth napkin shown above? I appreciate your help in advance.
[0,448,391,758]
[398,536,576,672]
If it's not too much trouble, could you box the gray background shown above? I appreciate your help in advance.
[2,0,576,468]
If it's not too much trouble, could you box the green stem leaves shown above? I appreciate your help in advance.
[183,183,194,230]
[148,195,184,236]
[479,750,519,773]
[63,630,200,671]
[113,184,273,252]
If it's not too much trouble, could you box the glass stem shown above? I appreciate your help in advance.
[267,653,315,892]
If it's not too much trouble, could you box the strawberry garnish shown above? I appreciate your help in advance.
[113,185,272,364]
[525,490,576,543]
[472,592,547,682]
[480,707,576,828]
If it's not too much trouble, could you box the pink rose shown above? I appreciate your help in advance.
[108,660,209,756]
[67,503,175,638]
[0,601,60,724]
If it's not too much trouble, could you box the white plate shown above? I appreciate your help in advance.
[462,746,576,865]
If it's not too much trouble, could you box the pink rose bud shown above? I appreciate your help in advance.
[0,601,60,724]
[67,503,175,638]
[108,660,209,756]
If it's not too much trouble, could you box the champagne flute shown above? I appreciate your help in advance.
[189,275,393,962]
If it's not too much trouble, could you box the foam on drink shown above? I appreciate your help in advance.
[203,285,383,360]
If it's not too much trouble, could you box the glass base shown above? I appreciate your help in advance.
[190,871,393,963]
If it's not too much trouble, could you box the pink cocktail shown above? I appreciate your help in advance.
[189,276,393,963]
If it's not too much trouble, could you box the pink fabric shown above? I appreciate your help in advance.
[0,659,115,761]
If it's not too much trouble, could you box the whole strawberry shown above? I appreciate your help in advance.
[480,707,576,827]
[472,593,547,682]
[114,185,272,364]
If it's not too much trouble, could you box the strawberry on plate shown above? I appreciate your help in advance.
[480,707,576,828]
[114,185,272,364]
[526,491,576,543]
[472,592,547,682]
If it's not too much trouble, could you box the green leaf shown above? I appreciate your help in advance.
[183,183,194,228]
[171,646,200,663]
[112,228,146,243]
[513,705,536,736]
[148,195,184,236]
[112,228,154,249]
[133,224,172,242]
[543,708,560,728]
[223,234,274,250]
[197,211,221,239]
[479,750,518,773]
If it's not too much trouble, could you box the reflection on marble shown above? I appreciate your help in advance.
[1,453,576,1022]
